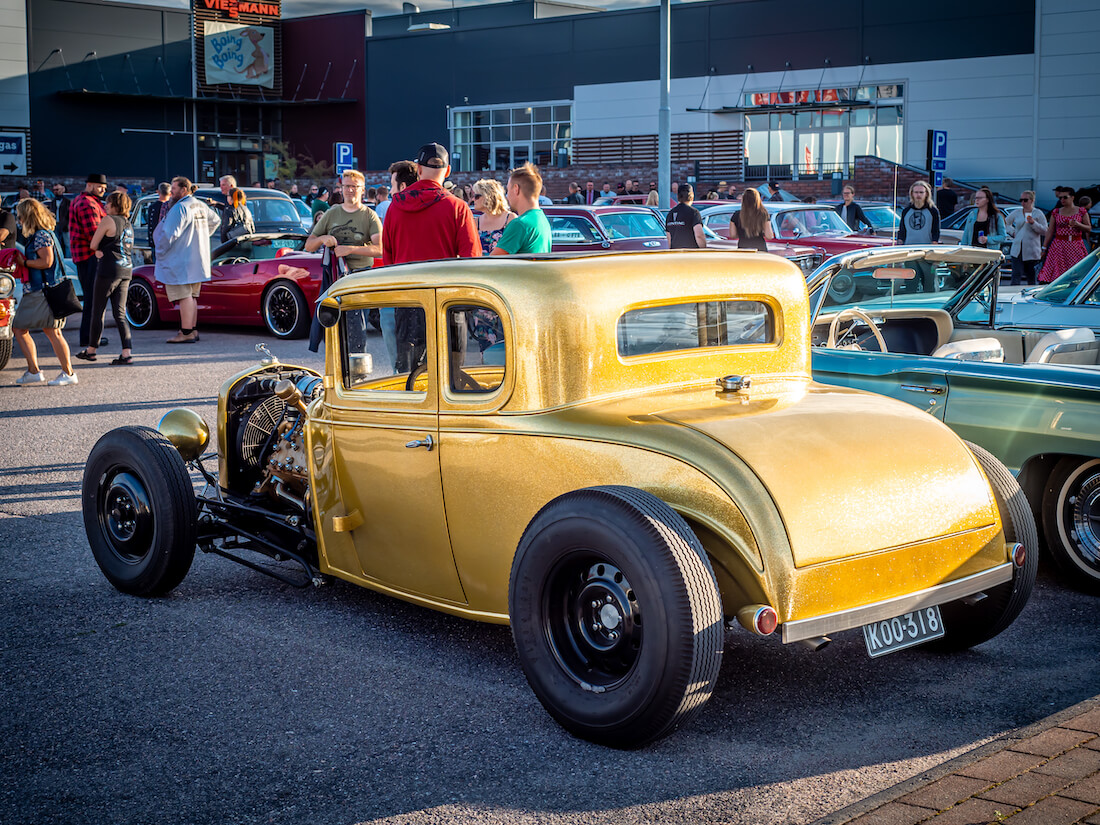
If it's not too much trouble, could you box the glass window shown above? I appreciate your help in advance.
[595,212,666,239]
[553,105,571,121]
[514,107,532,124]
[513,125,531,141]
[448,305,506,394]
[534,106,551,122]
[550,216,600,244]
[534,124,551,140]
[492,109,510,125]
[454,111,470,128]
[493,126,510,142]
[342,306,428,392]
[617,300,774,357]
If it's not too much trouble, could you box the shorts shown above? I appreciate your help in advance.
[165,282,202,303]
[12,289,65,331]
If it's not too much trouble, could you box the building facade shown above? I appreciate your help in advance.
[4,0,1098,200]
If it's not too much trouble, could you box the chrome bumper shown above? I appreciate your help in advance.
[781,563,1014,643]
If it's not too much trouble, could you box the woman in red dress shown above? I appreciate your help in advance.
[1039,186,1091,283]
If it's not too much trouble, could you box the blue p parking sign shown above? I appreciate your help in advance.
[334,142,354,175]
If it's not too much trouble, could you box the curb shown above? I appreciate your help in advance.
[811,694,1100,825]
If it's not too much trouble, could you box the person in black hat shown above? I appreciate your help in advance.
[767,181,784,202]
[70,173,109,350]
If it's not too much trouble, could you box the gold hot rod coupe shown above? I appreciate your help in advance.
[83,251,1036,748]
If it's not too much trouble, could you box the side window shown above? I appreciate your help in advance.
[447,305,506,394]
[956,283,994,325]
[550,217,599,245]
[617,300,773,356]
[342,305,428,392]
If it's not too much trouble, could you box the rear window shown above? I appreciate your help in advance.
[249,197,301,225]
[617,300,774,356]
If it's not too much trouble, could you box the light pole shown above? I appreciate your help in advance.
[658,0,670,210]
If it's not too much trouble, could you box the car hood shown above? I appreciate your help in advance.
[805,234,894,251]
[652,382,997,567]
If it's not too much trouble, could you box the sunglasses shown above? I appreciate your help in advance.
[473,193,483,199]
[1021,197,1032,202]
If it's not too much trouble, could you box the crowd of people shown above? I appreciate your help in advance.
[2,151,1096,386]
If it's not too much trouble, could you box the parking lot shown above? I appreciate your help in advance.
[1,322,1098,825]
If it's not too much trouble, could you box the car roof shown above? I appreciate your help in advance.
[543,205,661,215]
[326,251,809,408]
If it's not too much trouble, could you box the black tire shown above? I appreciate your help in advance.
[827,271,858,303]
[125,278,159,330]
[509,486,723,748]
[82,426,197,596]
[262,280,310,339]
[0,336,11,371]
[935,442,1038,650]
[1041,457,1100,593]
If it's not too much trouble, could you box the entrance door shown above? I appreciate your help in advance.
[795,129,846,178]
[492,144,532,173]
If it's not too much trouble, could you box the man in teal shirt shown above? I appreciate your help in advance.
[491,162,551,255]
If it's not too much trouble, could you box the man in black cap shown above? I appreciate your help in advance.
[382,143,479,266]
[767,181,784,202]
[70,173,109,350]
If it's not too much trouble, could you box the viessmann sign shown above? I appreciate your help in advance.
[197,0,280,20]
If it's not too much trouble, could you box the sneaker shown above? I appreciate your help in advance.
[15,370,47,385]
[47,371,78,386]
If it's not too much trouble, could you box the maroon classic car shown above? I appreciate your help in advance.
[701,202,894,255]
[125,233,324,339]
[543,205,823,273]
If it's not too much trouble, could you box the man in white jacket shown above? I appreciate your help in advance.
[1006,190,1048,286]
[154,176,212,344]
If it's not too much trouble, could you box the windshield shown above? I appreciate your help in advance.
[775,208,852,239]
[810,259,992,321]
[1032,248,1100,303]
[863,206,899,231]
[595,212,665,239]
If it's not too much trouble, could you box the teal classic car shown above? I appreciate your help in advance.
[807,246,1100,592]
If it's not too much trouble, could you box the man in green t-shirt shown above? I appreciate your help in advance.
[491,162,552,256]
[305,171,380,272]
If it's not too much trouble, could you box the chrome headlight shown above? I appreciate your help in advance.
[0,273,13,297]
[794,256,813,274]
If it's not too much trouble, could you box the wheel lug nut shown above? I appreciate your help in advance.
[591,601,599,608]
[591,622,601,631]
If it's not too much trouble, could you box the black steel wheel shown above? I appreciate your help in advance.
[82,426,197,596]
[509,486,723,749]
[262,281,310,339]
[125,278,159,330]
[934,442,1037,651]
[1042,457,1100,593]
[0,337,11,371]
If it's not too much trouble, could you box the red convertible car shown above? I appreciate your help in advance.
[125,233,323,339]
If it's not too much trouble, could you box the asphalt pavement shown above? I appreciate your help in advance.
[1,317,1098,825]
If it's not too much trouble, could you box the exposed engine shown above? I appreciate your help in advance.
[224,368,323,511]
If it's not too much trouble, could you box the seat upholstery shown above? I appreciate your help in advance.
[1025,328,1098,365]
[931,338,1005,362]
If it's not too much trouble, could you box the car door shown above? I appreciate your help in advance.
[201,238,255,322]
[810,349,949,421]
[319,289,467,604]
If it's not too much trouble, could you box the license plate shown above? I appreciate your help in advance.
[862,606,945,657]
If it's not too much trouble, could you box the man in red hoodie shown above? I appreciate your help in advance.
[381,142,480,266]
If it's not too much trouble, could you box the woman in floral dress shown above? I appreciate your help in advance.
[1039,186,1091,283]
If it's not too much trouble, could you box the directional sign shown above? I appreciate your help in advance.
[0,133,26,175]
[334,142,354,175]
[934,171,944,188]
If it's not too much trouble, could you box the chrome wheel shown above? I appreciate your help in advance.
[262,282,309,338]
[125,280,157,329]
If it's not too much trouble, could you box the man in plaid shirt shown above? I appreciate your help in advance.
[70,173,108,350]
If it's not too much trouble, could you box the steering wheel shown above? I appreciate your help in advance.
[826,307,889,353]
[404,363,483,391]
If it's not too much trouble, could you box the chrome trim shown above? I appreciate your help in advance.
[1033,339,1099,364]
[900,384,946,395]
[781,563,1014,643]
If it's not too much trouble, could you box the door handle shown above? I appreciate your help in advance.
[900,384,945,395]
[405,434,434,451]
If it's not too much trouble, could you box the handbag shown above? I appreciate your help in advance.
[42,233,83,318]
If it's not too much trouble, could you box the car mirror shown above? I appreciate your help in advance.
[316,300,341,328]
[872,267,916,280]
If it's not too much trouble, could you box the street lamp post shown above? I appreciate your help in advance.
[658,0,670,210]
